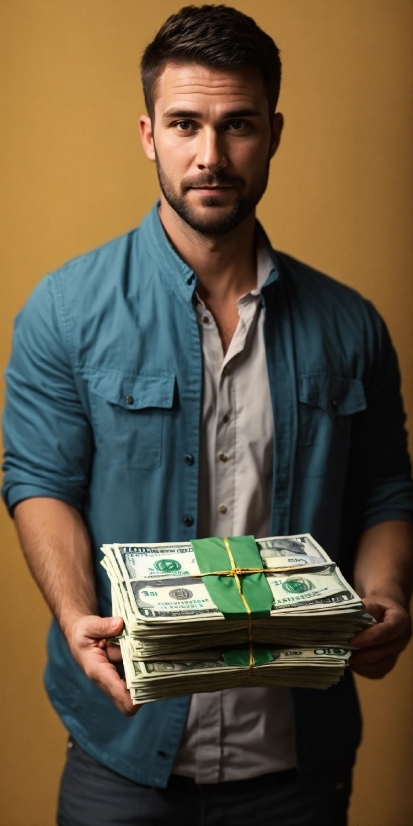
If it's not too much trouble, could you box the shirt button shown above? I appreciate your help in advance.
[202,316,210,324]
[219,453,228,462]
[183,515,194,527]
[222,365,231,376]
[184,454,194,466]
[331,399,338,410]
[218,504,227,514]
[125,395,134,405]
[222,414,230,423]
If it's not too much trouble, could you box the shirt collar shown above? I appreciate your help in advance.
[140,202,280,299]
[250,232,275,297]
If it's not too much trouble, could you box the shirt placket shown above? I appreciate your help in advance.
[190,293,262,784]
[215,297,260,532]
[194,692,223,783]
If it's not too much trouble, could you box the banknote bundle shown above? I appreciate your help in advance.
[101,534,374,704]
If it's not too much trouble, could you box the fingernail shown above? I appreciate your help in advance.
[111,618,121,629]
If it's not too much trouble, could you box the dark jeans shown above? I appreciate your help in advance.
[57,739,353,826]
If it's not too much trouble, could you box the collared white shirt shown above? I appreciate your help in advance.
[173,239,296,784]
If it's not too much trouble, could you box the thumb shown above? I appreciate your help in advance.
[87,615,124,639]
[361,599,386,623]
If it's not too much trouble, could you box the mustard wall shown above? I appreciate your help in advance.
[1,2,412,824]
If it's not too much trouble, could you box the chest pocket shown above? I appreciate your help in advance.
[297,374,366,477]
[88,369,175,470]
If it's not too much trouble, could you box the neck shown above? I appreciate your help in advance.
[158,196,257,301]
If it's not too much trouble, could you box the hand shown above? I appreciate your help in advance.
[67,615,139,715]
[350,597,411,679]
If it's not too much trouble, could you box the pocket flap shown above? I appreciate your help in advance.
[298,374,366,416]
[87,369,175,410]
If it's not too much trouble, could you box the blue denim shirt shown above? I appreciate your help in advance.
[3,204,413,785]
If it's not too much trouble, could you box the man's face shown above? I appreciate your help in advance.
[140,63,283,235]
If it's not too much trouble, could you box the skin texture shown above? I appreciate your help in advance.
[14,499,413,717]
[12,63,413,714]
[14,498,135,715]
[350,520,413,678]
[139,63,283,352]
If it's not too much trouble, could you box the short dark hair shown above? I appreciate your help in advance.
[141,5,281,120]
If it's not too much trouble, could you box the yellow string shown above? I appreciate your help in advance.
[222,537,254,678]
[192,539,297,678]
[192,566,294,577]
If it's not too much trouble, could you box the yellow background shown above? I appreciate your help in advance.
[1,2,412,824]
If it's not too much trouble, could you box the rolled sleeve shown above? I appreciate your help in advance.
[352,305,413,530]
[2,274,93,514]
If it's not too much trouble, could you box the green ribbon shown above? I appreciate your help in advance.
[222,648,274,667]
[190,535,274,620]
[190,535,275,670]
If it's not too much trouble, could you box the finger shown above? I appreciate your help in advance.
[106,644,123,663]
[360,600,386,623]
[100,680,137,716]
[351,608,410,649]
[88,661,137,716]
[350,632,411,665]
[351,654,398,679]
[351,627,403,651]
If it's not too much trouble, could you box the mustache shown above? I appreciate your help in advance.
[182,172,244,190]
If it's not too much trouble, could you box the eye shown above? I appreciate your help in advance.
[174,120,195,132]
[228,120,245,130]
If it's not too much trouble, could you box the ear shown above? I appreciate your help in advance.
[269,112,284,159]
[139,115,156,161]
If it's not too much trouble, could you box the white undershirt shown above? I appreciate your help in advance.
[172,240,296,783]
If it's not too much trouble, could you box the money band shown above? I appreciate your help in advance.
[190,535,275,676]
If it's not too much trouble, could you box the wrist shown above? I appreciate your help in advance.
[355,573,409,609]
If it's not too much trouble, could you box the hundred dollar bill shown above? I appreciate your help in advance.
[104,564,360,625]
[121,633,352,666]
[102,534,331,585]
[130,647,352,676]
[120,640,352,703]
[266,565,359,609]
[101,533,375,694]
[125,612,370,659]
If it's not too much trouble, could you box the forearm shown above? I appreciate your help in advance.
[14,496,98,640]
[353,519,413,610]
[13,496,135,714]
[350,520,413,678]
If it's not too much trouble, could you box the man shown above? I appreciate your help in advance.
[2,5,413,825]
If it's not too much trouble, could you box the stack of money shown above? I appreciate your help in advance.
[101,534,374,704]
[120,642,352,703]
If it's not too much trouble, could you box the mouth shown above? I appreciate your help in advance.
[189,185,236,192]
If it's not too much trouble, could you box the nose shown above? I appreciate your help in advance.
[196,128,227,172]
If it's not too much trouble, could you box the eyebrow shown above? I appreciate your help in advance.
[162,108,263,119]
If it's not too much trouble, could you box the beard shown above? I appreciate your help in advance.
[155,155,271,236]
